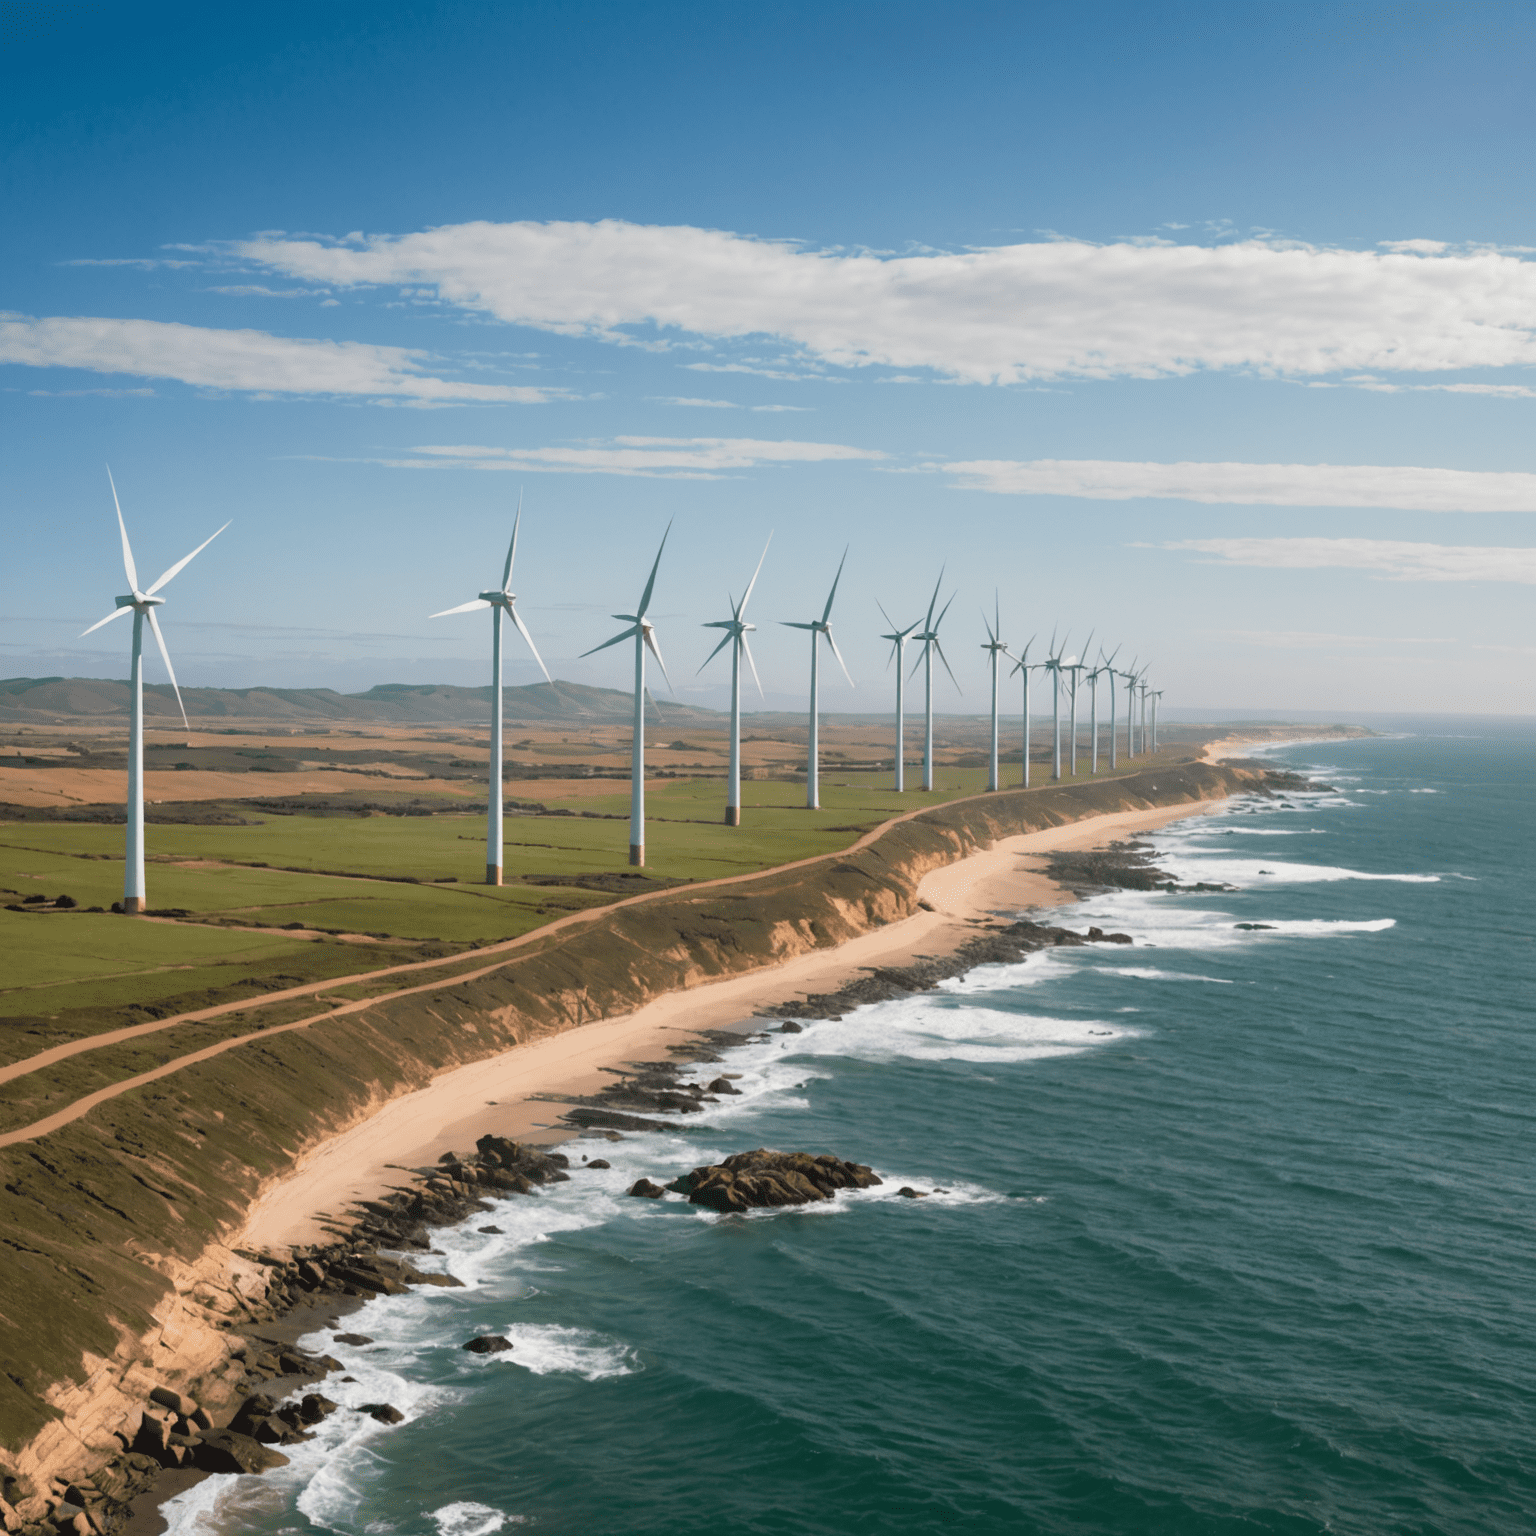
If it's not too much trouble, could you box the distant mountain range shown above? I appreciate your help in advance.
[0,676,723,725]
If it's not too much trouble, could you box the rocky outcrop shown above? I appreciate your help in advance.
[663,1150,883,1212]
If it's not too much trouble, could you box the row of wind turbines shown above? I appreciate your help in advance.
[84,483,1161,909]
[433,512,1163,875]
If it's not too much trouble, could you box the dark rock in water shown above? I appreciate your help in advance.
[586,1159,611,1170]
[1234,922,1276,930]
[359,1403,405,1424]
[706,1078,740,1094]
[778,1021,804,1033]
[896,1187,929,1199]
[296,1393,339,1426]
[476,1225,504,1235]
[565,1107,674,1132]
[627,1178,667,1198]
[666,1149,882,1213]
[462,1335,513,1354]
[277,1348,342,1379]
[227,1393,279,1437]
[191,1430,290,1474]
[333,1333,374,1346]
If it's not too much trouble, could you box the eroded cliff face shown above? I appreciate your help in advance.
[0,760,1258,1520]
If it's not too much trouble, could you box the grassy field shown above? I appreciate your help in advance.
[0,737,1184,1028]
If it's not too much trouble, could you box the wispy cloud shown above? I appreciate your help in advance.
[0,313,564,403]
[62,257,197,270]
[939,458,1536,511]
[237,220,1536,384]
[1149,538,1536,583]
[649,395,812,412]
[205,284,331,299]
[346,436,883,480]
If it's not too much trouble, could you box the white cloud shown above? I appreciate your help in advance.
[1151,538,1536,583]
[0,313,560,403]
[63,257,197,270]
[238,220,1536,383]
[365,436,883,479]
[649,395,739,408]
[206,284,330,299]
[939,457,1536,511]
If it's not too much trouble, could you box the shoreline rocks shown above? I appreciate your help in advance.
[643,1150,884,1213]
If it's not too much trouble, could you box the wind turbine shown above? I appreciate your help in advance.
[582,525,672,865]
[911,575,960,792]
[782,548,854,810]
[1009,634,1039,788]
[430,499,551,885]
[1115,656,1138,759]
[699,536,770,826]
[1086,648,1119,775]
[1063,631,1094,777]
[878,601,922,791]
[80,469,228,914]
[1151,688,1163,751]
[979,596,1015,793]
[1040,632,1071,781]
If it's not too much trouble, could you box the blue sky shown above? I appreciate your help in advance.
[3,0,1533,716]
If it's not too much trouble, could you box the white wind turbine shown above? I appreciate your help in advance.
[979,596,1015,793]
[429,498,551,885]
[1040,631,1071,781]
[1086,647,1119,775]
[1150,688,1163,751]
[1063,630,1094,778]
[911,575,960,792]
[1119,659,1143,756]
[79,469,228,914]
[582,526,672,866]
[1009,634,1040,788]
[782,548,854,811]
[699,536,770,826]
[877,601,922,792]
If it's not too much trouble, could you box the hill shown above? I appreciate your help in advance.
[0,677,721,726]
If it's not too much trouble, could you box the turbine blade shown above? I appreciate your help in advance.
[781,621,816,631]
[146,520,230,595]
[430,598,493,617]
[643,685,664,724]
[106,466,138,591]
[507,604,552,682]
[825,627,855,687]
[740,632,764,700]
[935,639,962,693]
[579,624,639,658]
[698,629,734,672]
[821,545,849,625]
[924,568,944,627]
[635,521,671,618]
[145,608,190,733]
[739,533,772,617]
[935,592,956,629]
[502,491,522,591]
[80,605,132,638]
[876,598,896,631]
[643,626,672,689]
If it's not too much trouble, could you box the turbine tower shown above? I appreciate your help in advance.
[1062,632,1093,777]
[1151,688,1163,751]
[782,548,854,811]
[430,500,552,885]
[911,576,959,792]
[1009,635,1039,789]
[979,596,1014,793]
[79,469,228,914]
[878,601,921,791]
[582,526,672,865]
[700,537,770,826]
[1117,657,1140,759]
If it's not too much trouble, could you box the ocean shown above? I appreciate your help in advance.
[166,728,1536,1536]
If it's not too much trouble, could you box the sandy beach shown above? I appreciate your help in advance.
[237,797,1220,1252]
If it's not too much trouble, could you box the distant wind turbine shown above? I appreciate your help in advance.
[877,601,922,791]
[79,468,228,914]
[700,536,770,826]
[430,498,551,885]
[782,548,854,810]
[1086,648,1119,775]
[911,575,960,792]
[582,525,672,865]
[1116,657,1139,759]
[1009,634,1040,788]
[979,596,1015,793]
[1151,688,1163,751]
[1041,631,1071,781]
[1063,631,1094,777]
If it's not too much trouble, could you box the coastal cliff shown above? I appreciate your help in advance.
[0,758,1257,1526]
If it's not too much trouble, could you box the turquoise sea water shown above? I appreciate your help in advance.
[168,730,1535,1536]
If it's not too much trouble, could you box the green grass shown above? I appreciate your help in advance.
[0,757,1171,1021]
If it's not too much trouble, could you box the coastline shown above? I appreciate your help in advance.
[236,796,1220,1253]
